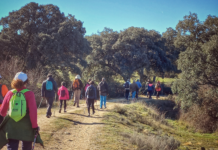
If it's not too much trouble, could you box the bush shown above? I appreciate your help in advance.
[128,132,180,150]
[0,58,46,105]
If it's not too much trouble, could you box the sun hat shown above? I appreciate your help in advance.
[75,75,81,79]
[14,72,28,82]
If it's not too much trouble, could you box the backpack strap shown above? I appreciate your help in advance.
[11,89,29,94]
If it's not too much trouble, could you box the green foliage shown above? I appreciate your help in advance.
[0,2,89,73]
[86,27,175,81]
[172,13,218,110]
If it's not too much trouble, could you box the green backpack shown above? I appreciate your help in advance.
[9,89,29,122]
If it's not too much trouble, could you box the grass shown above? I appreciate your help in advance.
[94,101,218,150]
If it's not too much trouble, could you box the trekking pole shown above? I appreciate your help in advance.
[38,98,44,109]
[32,132,38,150]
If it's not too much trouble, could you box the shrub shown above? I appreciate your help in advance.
[129,132,180,150]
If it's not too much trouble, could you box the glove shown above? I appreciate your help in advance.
[33,127,40,134]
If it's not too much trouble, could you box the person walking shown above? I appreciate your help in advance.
[41,74,58,118]
[97,78,108,109]
[85,81,97,116]
[123,79,131,100]
[155,81,161,99]
[0,75,9,124]
[130,80,139,102]
[0,72,43,149]
[58,82,69,113]
[84,79,92,95]
[145,79,150,97]
[147,81,154,99]
[135,79,142,99]
[72,75,83,107]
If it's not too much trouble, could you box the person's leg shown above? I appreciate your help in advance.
[73,91,76,106]
[77,90,81,107]
[132,91,136,101]
[87,98,91,115]
[103,96,107,108]
[59,100,63,113]
[46,97,54,117]
[91,99,95,114]
[22,140,32,150]
[149,91,152,99]
[136,89,138,99]
[125,90,128,100]
[64,100,67,111]
[100,95,103,109]
[7,139,19,150]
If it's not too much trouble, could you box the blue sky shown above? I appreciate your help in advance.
[0,0,217,35]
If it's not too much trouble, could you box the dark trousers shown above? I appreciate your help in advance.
[136,89,139,99]
[0,115,3,124]
[148,90,152,99]
[7,139,32,150]
[60,100,67,109]
[125,90,130,100]
[46,97,54,116]
[87,98,95,114]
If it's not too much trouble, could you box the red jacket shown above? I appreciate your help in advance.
[58,86,69,100]
[0,87,38,128]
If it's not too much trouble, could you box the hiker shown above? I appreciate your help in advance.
[58,82,69,113]
[0,75,9,124]
[135,79,142,99]
[85,81,97,116]
[155,81,161,99]
[147,81,154,99]
[72,75,83,107]
[145,79,150,97]
[123,79,131,100]
[84,79,92,96]
[130,80,139,102]
[97,78,108,109]
[0,72,43,149]
[41,74,58,118]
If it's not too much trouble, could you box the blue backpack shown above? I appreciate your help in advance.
[46,80,53,91]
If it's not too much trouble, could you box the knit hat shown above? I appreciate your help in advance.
[75,75,81,79]
[14,72,28,82]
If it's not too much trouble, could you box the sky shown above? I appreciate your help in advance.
[0,0,217,36]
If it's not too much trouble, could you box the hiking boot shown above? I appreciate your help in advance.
[64,110,67,113]
[73,103,76,106]
[77,106,80,108]
[93,111,95,115]
[59,109,61,113]
[88,114,90,117]
[46,115,51,118]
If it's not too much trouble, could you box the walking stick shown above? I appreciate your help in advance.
[38,98,44,109]
[32,132,38,150]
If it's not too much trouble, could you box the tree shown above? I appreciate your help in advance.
[0,2,89,72]
[172,13,218,109]
[86,27,174,81]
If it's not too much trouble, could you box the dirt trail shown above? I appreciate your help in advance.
[2,99,128,150]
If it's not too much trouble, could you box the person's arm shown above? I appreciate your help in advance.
[53,80,58,92]
[41,82,45,97]
[85,86,89,98]
[94,87,97,100]
[2,85,9,97]
[72,81,74,91]
[0,91,12,117]
[25,91,38,128]
[66,89,69,100]
[57,88,60,96]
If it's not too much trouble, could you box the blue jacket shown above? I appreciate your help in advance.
[85,85,97,100]
[147,84,154,91]
[136,81,142,88]
[41,77,58,98]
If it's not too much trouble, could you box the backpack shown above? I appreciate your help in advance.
[9,89,29,122]
[73,79,80,90]
[124,82,130,89]
[99,82,107,92]
[46,80,53,91]
[61,89,66,97]
[87,86,95,98]
[147,84,153,91]
[155,83,161,89]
